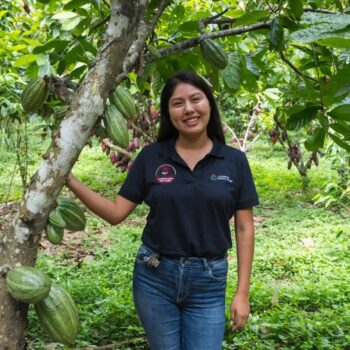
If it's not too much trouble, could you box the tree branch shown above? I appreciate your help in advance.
[144,21,271,63]
[102,138,135,159]
[304,8,337,14]
[199,8,229,33]
[279,52,318,82]
[149,0,171,34]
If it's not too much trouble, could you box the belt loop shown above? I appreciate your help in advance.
[203,258,209,271]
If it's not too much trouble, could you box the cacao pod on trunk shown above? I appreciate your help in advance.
[104,104,129,148]
[200,39,228,70]
[21,77,49,112]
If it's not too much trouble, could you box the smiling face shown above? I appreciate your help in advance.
[168,83,211,139]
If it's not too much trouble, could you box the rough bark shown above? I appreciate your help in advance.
[0,1,148,348]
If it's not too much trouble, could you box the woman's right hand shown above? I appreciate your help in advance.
[64,173,137,225]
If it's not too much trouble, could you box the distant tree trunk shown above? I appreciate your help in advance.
[0,1,148,348]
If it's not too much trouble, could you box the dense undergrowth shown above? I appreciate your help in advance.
[1,135,349,349]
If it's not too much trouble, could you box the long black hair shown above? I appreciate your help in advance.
[157,71,226,143]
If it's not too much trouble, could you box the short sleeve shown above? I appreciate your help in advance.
[235,153,259,211]
[118,148,147,204]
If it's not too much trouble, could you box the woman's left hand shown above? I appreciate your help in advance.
[230,293,250,332]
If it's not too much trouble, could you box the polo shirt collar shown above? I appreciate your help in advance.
[159,137,225,160]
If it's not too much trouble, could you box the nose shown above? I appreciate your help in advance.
[184,100,194,114]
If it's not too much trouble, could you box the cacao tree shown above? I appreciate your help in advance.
[1,0,350,347]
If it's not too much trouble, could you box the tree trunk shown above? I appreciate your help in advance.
[0,1,148,348]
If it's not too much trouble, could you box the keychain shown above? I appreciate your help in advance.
[147,253,160,268]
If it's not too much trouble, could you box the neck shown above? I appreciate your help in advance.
[176,132,211,150]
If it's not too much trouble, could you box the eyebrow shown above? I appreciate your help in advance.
[170,92,203,102]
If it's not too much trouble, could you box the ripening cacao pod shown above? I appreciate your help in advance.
[200,39,228,70]
[5,266,51,304]
[48,208,66,229]
[57,196,86,232]
[104,104,129,149]
[45,224,64,245]
[21,78,49,112]
[109,86,137,121]
[34,284,79,345]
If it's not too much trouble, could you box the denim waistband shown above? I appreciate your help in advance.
[139,243,227,263]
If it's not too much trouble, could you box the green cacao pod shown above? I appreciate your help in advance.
[48,208,66,229]
[21,78,49,112]
[5,266,51,304]
[200,39,228,70]
[34,284,79,345]
[109,86,137,121]
[45,224,64,245]
[104,104,129,148]
[57,196,86,231]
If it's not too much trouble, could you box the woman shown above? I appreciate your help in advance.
[66,71,259,350]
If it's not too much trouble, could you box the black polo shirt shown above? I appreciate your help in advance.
[118,138,259,258]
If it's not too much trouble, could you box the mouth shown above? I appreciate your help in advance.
[183,116,200,126]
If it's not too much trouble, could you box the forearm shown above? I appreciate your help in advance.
[66,174,126,225]
[235,228,254,295]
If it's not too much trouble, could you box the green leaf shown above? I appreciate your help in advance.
[63,0,92,10]
[69,64,87,79]
[221,53,240,90]
[329,133,350,152]
[317,36,350,49]
[330,122,350,137]
[286,105,320,130]
[270,16,284,50]
[290,23,350,45]
[62,16,81,31]
[328,104,350,121]
[33,40,70,54]
[300,12,350,26]
[288,0,303,19]
[52,11,79,20]
[323,65,350,106]
[234,10,270,27]
[245,55,260,77]
[304,127,326,151]
[177,21,199,34]
[13,54,36,67]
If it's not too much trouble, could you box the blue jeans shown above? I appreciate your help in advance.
[133,244,228,350]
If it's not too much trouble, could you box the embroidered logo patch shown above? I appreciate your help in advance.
[209,174,233,183]
[155,164,176,184]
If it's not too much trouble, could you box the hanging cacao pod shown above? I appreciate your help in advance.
[21,78,49,112]
[109,86,137,120]
[200,39,228,70]
[104,104,129,149]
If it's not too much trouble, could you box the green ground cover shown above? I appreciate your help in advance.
[1,135,349,349]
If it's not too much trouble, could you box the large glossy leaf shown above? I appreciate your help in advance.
[300,12,350,25]
[270,16,284,50]
[330,122,350,137]
[245,55,260,77]
[329,133,350,152]
[304,127,326,151]
[221,52,240,91]
[328,104,350,121]
[290,23,350,45]
[286,105,320,130]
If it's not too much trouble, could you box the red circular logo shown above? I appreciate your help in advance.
[155,164,176,184]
